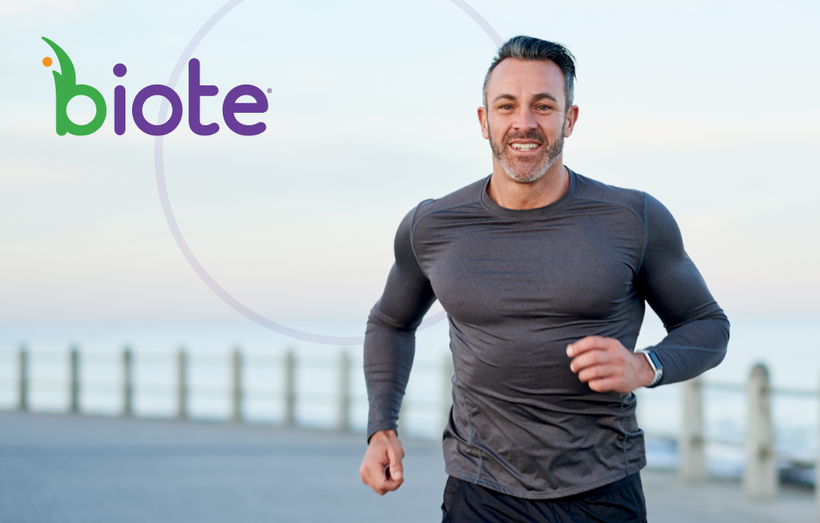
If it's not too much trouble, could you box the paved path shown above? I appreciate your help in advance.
[0,413,814,522]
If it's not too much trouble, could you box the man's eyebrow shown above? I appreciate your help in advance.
[491,93,560,104]
[491,94,517,104]
[532,93,559,103]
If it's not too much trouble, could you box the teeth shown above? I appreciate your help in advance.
[511,143,538,151]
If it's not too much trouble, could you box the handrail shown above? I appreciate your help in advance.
[2,345,817,500]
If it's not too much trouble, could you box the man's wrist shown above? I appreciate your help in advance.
[369,429,397,444]
[636,350,663,387]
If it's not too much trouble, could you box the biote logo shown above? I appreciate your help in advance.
[41,37,268,137]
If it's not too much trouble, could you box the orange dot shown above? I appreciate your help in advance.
[42,57,53,67]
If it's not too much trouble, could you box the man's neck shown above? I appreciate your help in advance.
[486,161,570,210]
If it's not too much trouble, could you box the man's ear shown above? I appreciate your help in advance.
[563,105,579,138]
[478,106,489,140]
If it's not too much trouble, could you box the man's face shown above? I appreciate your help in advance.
[479,59,577,183]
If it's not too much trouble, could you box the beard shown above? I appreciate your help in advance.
[489,123,565,183]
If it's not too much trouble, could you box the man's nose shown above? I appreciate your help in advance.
[512,107,537,130]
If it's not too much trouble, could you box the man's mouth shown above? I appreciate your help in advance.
[509,142,540,151]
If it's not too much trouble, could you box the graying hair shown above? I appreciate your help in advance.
[483,36,577,112]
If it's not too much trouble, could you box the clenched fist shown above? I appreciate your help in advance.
[360,429,405,495]
[567,336,655,393]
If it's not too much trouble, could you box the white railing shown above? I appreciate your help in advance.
[6,344,453,435]
[676,367,816,500]
[3,344,817,503]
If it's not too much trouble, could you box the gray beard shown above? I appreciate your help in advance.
[489,123,565,183]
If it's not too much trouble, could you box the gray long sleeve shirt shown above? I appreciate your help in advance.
[364,169,729,499]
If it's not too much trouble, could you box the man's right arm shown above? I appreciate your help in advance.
[361,204,436,493]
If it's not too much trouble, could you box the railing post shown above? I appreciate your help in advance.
[743,363,777,500]
[69,345,80,414]
[230,348,243,423]
[18,344,28,412]
[816,372,820,514]
[336,350,351,432]
[122,346,134,416]
[679,376,706,483]
[176,348,188,420]
[283,350,296,427]
[442,353,454,428]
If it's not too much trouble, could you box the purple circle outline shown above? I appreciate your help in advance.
[154,0,500,345]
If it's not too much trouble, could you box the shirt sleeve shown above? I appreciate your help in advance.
[636,193,730,386]
[363,204,437,441]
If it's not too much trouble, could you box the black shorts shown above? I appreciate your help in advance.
[441,474,647,523]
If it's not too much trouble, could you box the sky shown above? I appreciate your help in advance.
[0,0,818,337]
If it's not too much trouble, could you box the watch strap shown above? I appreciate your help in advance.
[637,349,663,387]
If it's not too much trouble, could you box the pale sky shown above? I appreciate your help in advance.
[1,0,818,330]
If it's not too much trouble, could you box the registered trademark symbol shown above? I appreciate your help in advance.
[266,88,272,93]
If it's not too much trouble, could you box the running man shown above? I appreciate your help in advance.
[360,35,729,523]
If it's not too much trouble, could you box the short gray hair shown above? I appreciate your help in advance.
[483,36,577,112]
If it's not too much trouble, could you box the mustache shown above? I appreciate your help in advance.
[502,129,547,145]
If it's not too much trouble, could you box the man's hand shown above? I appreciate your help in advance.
[567,336,654,393]
[359,429,405,495]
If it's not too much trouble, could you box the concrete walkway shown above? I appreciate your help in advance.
[0,412,814,522]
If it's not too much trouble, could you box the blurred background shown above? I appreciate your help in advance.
[0,0,818,506]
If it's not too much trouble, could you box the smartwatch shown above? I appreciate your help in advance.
[636,349,663,388]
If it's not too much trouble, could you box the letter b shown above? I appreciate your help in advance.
[42,37,107,136]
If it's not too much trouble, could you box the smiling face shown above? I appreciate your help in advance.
[488,117,565,183]
[479,59,578,184]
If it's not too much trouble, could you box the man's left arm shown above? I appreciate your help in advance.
[568,193,730,392]
[632,193,730,386]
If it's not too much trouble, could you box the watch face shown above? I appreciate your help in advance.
[647,351,663,371]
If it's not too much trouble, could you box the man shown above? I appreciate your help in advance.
[359,36,729,522]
